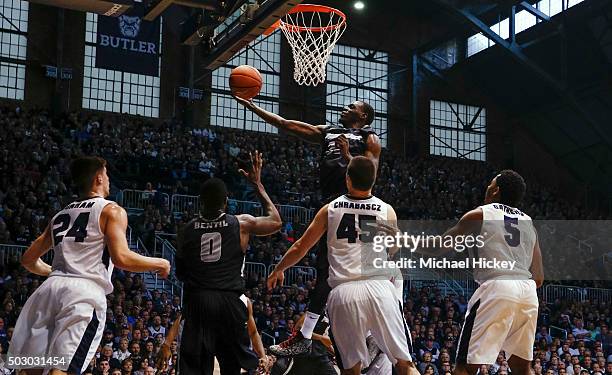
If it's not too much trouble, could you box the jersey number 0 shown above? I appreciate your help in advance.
[200,232,222,262]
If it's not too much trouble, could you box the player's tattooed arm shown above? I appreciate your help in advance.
[267,205,329,289]
[20,223,53,276]
[246,299,271,369]
[237,151,282,246]
[234,96,325,143]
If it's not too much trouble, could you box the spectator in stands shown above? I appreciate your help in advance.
[114,338,131,362]
[121,358,134,375]
[418,352,439,375]
[148,316,165,337]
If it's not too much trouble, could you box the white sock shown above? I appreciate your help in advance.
[300,311,320,339]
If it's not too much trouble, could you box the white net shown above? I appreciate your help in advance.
[278,6,346,86]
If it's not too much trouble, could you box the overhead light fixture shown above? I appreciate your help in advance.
[354,1,365,10]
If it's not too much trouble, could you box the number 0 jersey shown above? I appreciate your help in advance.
[49,196,115,294]
[326,194,390,288]
[474,203,537,283]
[176,213,245,292]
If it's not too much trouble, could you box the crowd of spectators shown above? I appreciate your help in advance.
[0,105,610,374]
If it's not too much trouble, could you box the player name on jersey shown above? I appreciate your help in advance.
[194,220,229,229]
[332,201,382,211]
[63,201,96,210]
[491,203,525,216]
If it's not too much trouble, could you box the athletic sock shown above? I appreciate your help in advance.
[299,311,320,339]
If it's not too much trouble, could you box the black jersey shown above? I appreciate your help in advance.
[319,125,377,201]
[176,213,245,292]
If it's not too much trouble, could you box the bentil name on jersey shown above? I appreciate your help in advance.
[332,201,382,211]
[194,221,229,229]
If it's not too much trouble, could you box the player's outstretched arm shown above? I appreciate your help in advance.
[267,205,328,289]
[530,234,544,288]
[234,96,325,143]
[410,208,483,257]
[237,151,282,241]
[103,203,170,277]
[20,224,53,276]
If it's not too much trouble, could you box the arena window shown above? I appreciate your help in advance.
[210,31,281,134]
[0,0,28,100]
[82,13,162,117]
[467,0,586,57]
[429,100,486,161]
[326,45,389,148]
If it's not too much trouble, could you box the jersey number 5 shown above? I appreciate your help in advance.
[503,215,521,247]
[336,213,377,243]
[52,212,90,245]
[200,232,222,262]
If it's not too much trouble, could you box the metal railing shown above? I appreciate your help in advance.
[0,244,54,264]
[243,262,268,283]
[543,284,612,304]
[171,194,200,214]
[227,199,262,216]
[268,264,317,286]
[123,191,317,224]
[117,189,170,211]
[276,204,314,225]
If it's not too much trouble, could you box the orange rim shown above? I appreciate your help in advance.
[266,4,346,34]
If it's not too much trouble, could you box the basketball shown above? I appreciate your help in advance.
[229,65,262,99]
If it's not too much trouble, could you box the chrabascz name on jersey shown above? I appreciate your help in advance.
[332,201,382,211]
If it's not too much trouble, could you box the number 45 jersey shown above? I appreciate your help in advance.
[474,203,537,283]
[176,213,245,293]
[326,194,392,288]
[50,197,115,294]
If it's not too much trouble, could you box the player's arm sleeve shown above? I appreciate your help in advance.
[20,223,53,276]
[530,232,544,288]
[273,205,329,273]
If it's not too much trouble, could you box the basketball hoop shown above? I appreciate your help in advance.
[266,4,346,86]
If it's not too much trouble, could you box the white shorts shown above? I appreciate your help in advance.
[456,279,538,365]
[327,279,412,370]
[8,276,107,373]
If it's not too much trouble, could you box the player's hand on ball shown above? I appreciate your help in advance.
[267,269,284,290]
[336,134,350,161]
[233,94,254,108]
[157,259,171,279]
[239,150,263,186]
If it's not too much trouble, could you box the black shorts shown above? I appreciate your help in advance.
[179,290,258,375]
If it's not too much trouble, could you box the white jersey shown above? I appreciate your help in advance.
[474,203,537,283]
[326,194,391,288]
[49,197,115,294]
